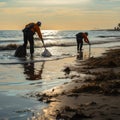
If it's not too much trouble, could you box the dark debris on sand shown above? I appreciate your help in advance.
[77,48,120,96]
[31,48,120,120]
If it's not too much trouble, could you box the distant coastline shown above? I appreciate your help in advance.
[91,29,120,31]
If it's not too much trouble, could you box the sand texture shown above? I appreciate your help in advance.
[29,48,120,120]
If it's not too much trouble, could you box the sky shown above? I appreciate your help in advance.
[0,0,120,30]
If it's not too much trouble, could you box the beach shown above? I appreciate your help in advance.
[27,46,120,120]
[0,30,120,119]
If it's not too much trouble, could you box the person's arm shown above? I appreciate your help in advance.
[35,26,46,48]
[83,33,90,45]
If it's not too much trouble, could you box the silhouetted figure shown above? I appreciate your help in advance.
[22,21,45,57]
[76,32,90,53]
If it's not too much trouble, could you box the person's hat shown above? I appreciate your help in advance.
[37,21,41,26]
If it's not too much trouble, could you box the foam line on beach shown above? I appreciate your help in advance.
[0,55,75,65]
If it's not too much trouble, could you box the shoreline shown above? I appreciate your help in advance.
[28,47,120,120]
[0,30,120,119]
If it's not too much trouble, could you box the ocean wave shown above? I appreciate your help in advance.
[0,39,120,51]
[44,42,76,47]
[34,36,75,41]
[0,40,21,43]
[97,35,120,38]
[0,43,76,51]
[0,44,18,50]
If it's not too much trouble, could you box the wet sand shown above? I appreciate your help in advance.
[26,47,120,120]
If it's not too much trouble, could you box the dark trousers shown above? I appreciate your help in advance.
[23,31,34,55]
[76,39,83,52]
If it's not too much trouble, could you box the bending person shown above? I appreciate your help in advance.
[22,21,45,57]
[76,32,90,53]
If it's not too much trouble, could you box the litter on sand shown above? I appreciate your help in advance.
[41,48,52,57]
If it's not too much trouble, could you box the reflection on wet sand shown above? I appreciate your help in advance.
[76,51,83,60]
[23,58,45,80]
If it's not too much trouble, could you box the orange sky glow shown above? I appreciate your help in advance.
[0,0,119,30]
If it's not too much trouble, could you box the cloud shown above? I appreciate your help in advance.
[107,0,120,1]
[16,0,91,6]
[0,0,119,30]
[0,7,37,15]
[0,2,6,6]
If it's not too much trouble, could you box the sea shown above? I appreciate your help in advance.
[0,30,120,120]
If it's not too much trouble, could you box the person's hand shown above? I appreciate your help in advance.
[42,40,46,49]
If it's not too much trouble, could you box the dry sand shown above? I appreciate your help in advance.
[29,47,120,120]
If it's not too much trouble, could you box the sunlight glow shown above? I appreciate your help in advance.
[0,0,119,30]
[17,0,91,5]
